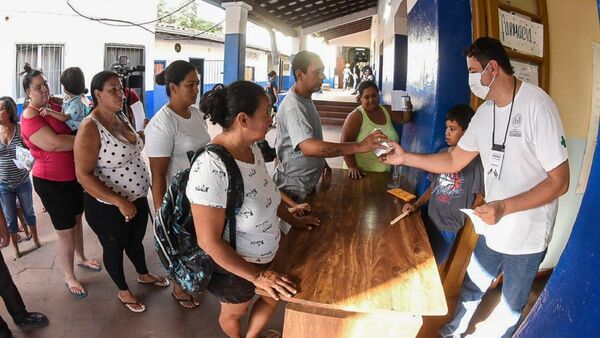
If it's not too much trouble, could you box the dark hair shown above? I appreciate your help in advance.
[291,50,321,81]
[355,81,379,103]
[60,67,87,96]
[90,71,120,108]
[268,70,277,78]
[446,104,475,130]
[464,37,514,75]
[200,81,267,129]
[20,63,44,95]
[0,96,18,124]
[155,60,197,97]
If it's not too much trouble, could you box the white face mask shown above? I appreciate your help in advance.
[468,63,495,100]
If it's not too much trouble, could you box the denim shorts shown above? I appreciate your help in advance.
[0,178,36,233]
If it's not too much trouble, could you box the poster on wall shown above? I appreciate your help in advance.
[510,59,539,86]
[499,9,544,57]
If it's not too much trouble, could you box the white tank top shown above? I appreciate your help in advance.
[89,114,149,203]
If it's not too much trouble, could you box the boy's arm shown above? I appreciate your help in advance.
[403,182,433,213]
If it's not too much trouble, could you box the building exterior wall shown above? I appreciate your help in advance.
[153,37,270,117]
[0,0,157,109]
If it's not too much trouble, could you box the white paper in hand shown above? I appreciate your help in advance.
[12,146,34,171]
[460,209,487,235]
[130,101,146,131]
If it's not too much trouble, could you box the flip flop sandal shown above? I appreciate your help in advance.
[171,292,200,309]
[65,283,88,299]
[262,329,282,338]
[137,275,170,287]
[77,261,102,272]
[118,295,146,313]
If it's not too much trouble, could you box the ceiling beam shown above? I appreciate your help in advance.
[296,3,375,28]
[301,6,377,35]
[204,1,298,37]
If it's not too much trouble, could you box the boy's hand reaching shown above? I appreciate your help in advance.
[402,203,417,214]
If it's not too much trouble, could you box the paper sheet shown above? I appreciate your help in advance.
[130,101,146,131]
[460,209,487,235]
[12,146,34,171]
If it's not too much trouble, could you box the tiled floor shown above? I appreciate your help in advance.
[1,108,548,337]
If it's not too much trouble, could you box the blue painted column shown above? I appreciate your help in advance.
[222,2,252,84]
[399,0,472,195]
[393,34,408,91]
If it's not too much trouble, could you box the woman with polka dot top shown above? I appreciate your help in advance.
[74,71,168,313]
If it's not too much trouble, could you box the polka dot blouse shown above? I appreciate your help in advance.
[89,116,150,202]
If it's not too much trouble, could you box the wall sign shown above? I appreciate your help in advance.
[510,59,539,86]
[499,9,544,57]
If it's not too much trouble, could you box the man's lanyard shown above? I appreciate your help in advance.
[491,76,517,151]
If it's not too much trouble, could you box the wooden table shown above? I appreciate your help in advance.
[261,169,447,338]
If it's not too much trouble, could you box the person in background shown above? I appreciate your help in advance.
[0,206,48,338]
[60,67,90,134]
[351,64,361,94]
[343,63,353,91]
[145,60,211,309]
[266,71,279,117]
[20,64,100,299]
[402,104,484,265]
[189,81,319,338]
[381,37,569,338]
[341,81,412,178]
[75,71,169,313]
[0,96,40,258]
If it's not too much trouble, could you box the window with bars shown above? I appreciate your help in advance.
[104,44,145,101]
[15,43,64,100]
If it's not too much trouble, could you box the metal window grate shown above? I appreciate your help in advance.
[204,60,224,85]
[15,43,64,100]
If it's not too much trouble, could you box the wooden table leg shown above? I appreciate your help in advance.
[283,303,423,338]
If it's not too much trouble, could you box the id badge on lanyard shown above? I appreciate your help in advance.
[487,144,505,179]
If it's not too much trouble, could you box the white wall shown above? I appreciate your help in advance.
[373,0,408,104]
[154,38,270,83]
[0,0,157,101]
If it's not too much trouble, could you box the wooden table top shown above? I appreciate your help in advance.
[262,169,447,315]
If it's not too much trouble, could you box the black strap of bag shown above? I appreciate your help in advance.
[187,144,244,249]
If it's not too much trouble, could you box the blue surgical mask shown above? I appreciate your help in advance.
[468,62,496,100]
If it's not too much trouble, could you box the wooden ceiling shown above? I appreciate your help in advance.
[204,0,377,37]
[314,16,372,41]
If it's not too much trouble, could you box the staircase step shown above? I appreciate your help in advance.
[319,111,350,119]
[320,117,345,126]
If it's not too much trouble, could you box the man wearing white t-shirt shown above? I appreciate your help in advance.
[381,37,569,338]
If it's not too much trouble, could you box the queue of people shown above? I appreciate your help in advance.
[0,35,568,338]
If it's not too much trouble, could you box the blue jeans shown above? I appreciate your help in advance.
[425,219,458,265]
[0,179,36,234]
[439,237,546,338]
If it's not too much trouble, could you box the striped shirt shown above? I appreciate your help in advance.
[0,124,30,187]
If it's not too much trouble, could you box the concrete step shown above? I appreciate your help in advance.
[320,117,345,126]
[319,111,350,119]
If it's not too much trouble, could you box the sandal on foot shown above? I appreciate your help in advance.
[137,275,170,287]
[171,292,200,309]
[65,283,88,299]
[77,260,102,272]
[261,329,282,338]
[118,295,146,313]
